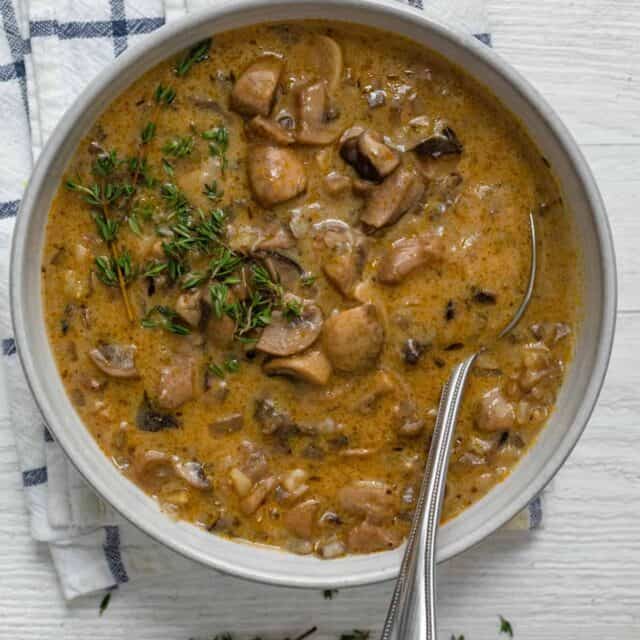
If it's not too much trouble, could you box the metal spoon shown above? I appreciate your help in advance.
[380,212,537,640]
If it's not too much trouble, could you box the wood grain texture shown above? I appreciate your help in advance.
[1,1,639,638]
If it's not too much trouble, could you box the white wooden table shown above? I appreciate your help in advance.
[1,1,639,637]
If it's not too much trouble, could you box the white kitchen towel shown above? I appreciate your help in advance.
[0,0,540,601]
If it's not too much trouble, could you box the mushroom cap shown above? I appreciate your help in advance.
[89,343,139,379]
[323,303,384,372]
[287,35,343,95]
[230,55,283,117]
[256,303,324,356]
[263,349,332,385]
[247,145,307,208]
[296,82,341,146]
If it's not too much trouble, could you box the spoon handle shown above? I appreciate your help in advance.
[380,352,478,640]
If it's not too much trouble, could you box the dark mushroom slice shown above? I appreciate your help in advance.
[263,349,332,385]
[247,145,307,208]
[376,232,445,285]
[339,128,400,182]
[246,115,296,145]
[295,82,341,145]
[413,124,463,158]
[254,397,297,435]
[253,250,304,293]
[88,343,139,379]
[338,126,379,182]
[360,166,425,230]
[136,393,180,432]
[402,339,427,365]
[256,302,323,356]
[230,55,283,117]
[323,303,384,373]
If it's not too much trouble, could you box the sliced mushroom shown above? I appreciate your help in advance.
[296,82,340,145]
[132,450,175,491]
[287,35,343,94]
[283,499,319,540]
[316,221,367,297]
[356,370,394,414]
[230,55,283,117]
[360,166,425,229]
[254,398,296,435]
[323,304,384,373]
[393,399,425,437]
[263,349,332,385]
[323,250,365,298]
[241,476,276,514]
[247,145,307,207]
[246,115,295,145]
[136,393,180,432]
[323,171,352,196]
[337,480,395,523]
[413,124,463,158]
[255,227,296,251]
[377,232,445,284]
[175,288,202,327]
[476,387,516,432]
[89,343,139,379]
[174,460,210,490]
[340,128,400,182]
[157,360,195,410]
[256,303,323,356]
[239,441,270,481]
[347,521,400,553]
[210,413,244,436]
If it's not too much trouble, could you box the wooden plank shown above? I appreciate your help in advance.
[488,0,640,145]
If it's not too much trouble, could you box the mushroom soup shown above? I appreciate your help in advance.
[43,22,580,557]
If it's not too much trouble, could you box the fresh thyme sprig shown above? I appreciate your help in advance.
[162,135,194,158]
[141,305,190,335]
[94,251,137,287]
[174,39,212,77]
[203,125,229,171]
[204,180,223,201]
[208,357,240,379]
[154,84,176,106]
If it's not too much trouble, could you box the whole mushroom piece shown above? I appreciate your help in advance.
[247,145,307,208]
[230,55,283,117]
[339,128,400,182]
[360,166,425,230]
[323,303,384,372]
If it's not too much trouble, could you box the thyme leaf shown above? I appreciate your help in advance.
[174,39,212,77]
[141,305,190,335]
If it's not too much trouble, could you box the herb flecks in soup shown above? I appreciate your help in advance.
[43,22,579,558]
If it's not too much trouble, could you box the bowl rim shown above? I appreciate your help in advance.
[10,0,617,589]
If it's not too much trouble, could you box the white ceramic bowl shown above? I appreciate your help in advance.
[10,0,616,589]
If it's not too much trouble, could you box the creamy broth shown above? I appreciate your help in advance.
[42,22,580,557]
